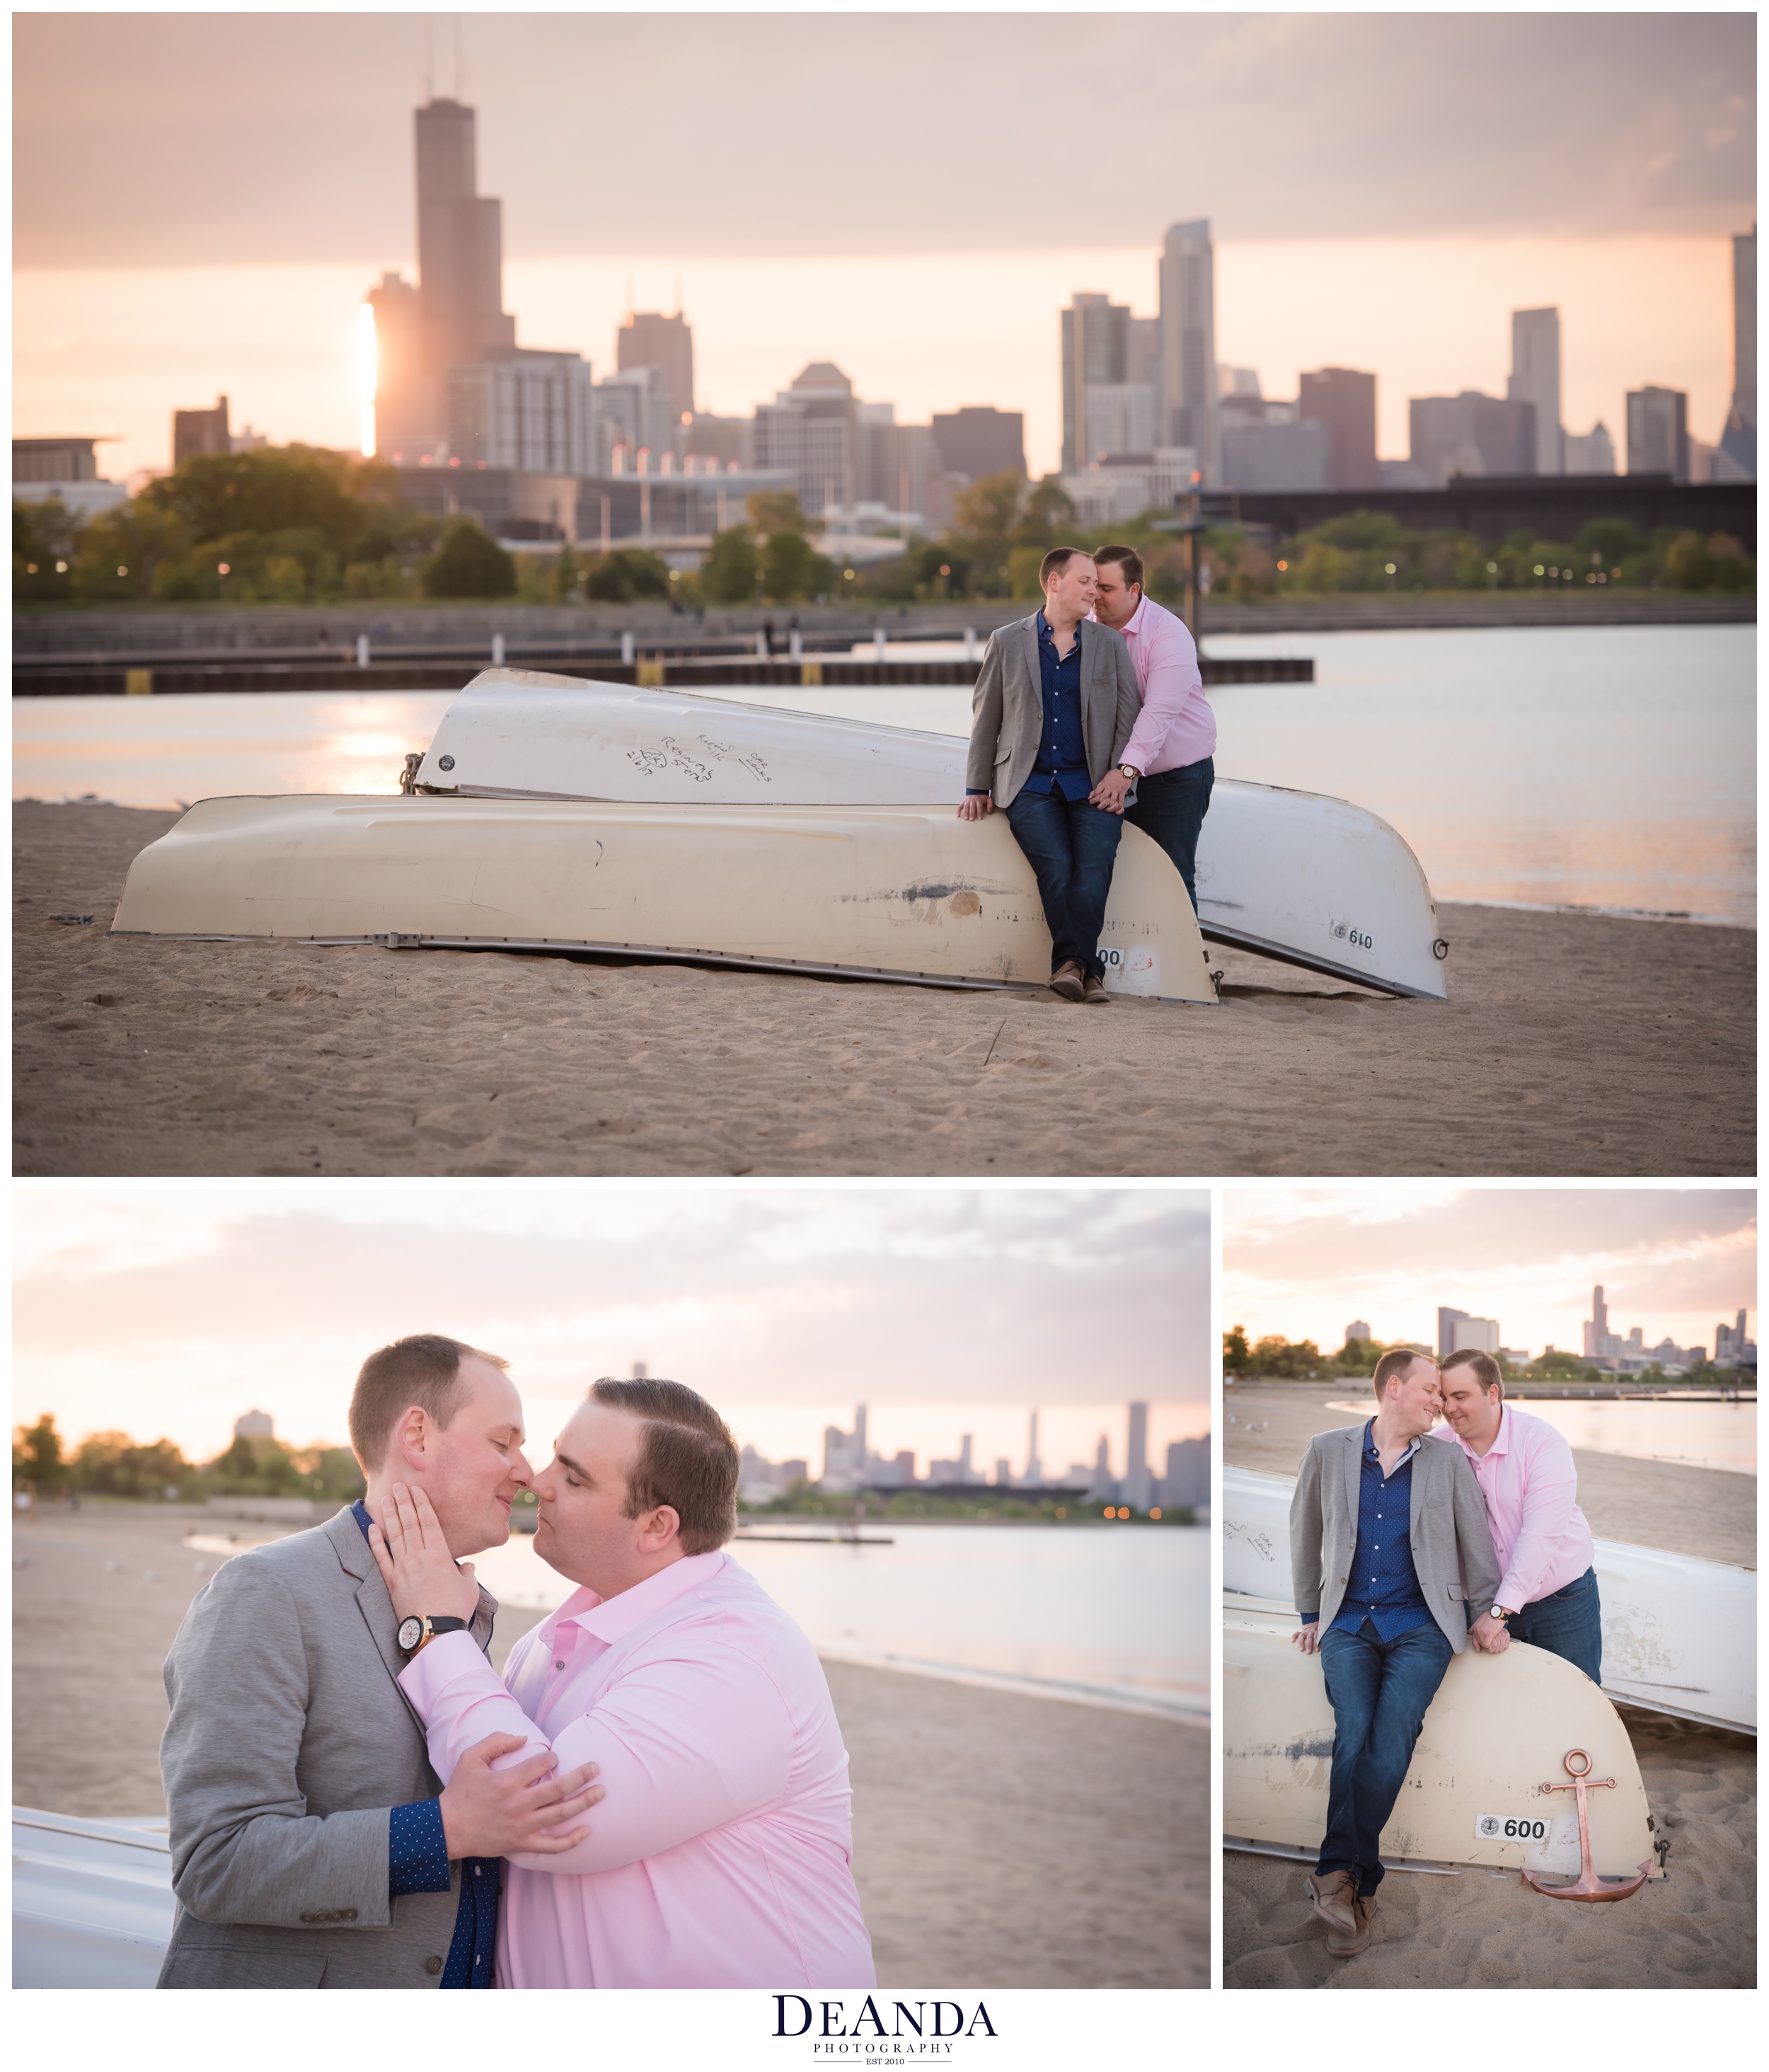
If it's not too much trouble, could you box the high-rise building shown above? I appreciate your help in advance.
[1160,1438,1208,1510]
[1565,421,1617,476]
[1626,386,1690,481]
[929,405,1026,482]
[1436,1306,1470,1357]
[1346,1320,1373,1345]
[1298,367,1379,490]
[1085,384,1159,460]
[233,1410,274,1439]
[1158,221,1218,480]
[1085,1434,1117,1504]
[1220,418,1330,491]
[822,1404,869,1491]
[1061,294,1130,472]
[1126,315,1163,395]
[173,396,231,469]
[1124,1403,1152,1512]
[1022,1409,1043,1487]
[1715,1309,1755,1366]
[415,97,517,379]
[1508,308,1564,475]
[1409,391,1537,484]
[448,352,597,474]
[753,362,858,514]
[364,272,427,460]
[1451,1316,1501,1355]
[1582,1285,1622,1362]
[1717,225,1756,481]
[616,311,695,453]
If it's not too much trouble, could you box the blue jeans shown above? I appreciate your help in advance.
[1317,1617,1454,1896]
[1126,755,1214,916]
[1506,1567,1603,1684]
[1003,786,1124,980]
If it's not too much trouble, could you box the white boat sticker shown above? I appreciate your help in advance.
[1331,921,1376,951]
[1475,1813,1551,1843]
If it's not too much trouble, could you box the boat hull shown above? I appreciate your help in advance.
[415,670,1449,1000]
[1223,1599,1661,1881]
[12,1809,173,1988]
[109,794,1220,1003]
[1223,1464,1756,1734]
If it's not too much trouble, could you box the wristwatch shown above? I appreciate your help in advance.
[1489,1604,1511,1622]
[397,1614,468,1658]
[1118,764,1140,781]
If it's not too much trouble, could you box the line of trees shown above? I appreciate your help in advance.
[11,1412,365,1503]
[738,1481,1193,1524]
[1222,1328,1745,1388]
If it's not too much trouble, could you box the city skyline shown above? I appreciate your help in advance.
[1224,1187,1755,1362]
[13,1185,1210,1465]
[13,13,1750,483]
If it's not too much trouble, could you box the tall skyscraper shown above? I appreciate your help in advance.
[1298,368,1379,490]
[173,396,231,468]
[1158,221,1218,481]
[1718,224,1756,480]
[1583,1286,1617,1362]
[1565,421,1617,475]
[1346,1320,1373,1345]
[1124,1403,1151,1511]
[617,311,696,452]
[929,405,1026,482]
[1626,386,1690,480]
[1061,293,1130,471]
[1023,1408,1043,1487]
[1508,308,1564,475]
[1436,1307,1470,1357]
[1409,392,1537,484]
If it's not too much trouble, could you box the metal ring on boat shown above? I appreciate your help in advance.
[1432,938,1449,960]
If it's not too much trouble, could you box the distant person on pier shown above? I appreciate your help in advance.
[1429,1349,1603,1681]
[1088,545,1217,918]
[957,548,1142,1003]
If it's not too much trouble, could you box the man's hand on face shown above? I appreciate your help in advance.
[956,794,993,820]
[369,1481,479,1623]
[1291,1623,1322,1656]
[438,1733,605,1860]
[1088,769,1133,815]
[1470,1611,1511,1654]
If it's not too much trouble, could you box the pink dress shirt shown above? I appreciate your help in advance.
[400,1549,875,1990]
[1092,592,1216,775]
[1428,1406,1596,1613]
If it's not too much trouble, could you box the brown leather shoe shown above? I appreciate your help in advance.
[1047,961,1085,1001]
[1081,973,1110,1004]
[1304,1869,1357,1933]
[1325,1891,1378,1957]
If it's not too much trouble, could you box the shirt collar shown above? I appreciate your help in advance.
[548,1548,727,1646]
[1118,592,1149,638]
[1036,609,1053,643]
[1363,1418,1421,1468]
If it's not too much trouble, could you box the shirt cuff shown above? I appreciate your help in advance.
[1299,1613,1319,1625]
[388,1797,452,1895]
[964,788,989,795]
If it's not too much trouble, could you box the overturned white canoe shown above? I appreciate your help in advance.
[13,1807,173,1988]
[110,794,1219,1003]
[1223,1463,1756,1734]
[413,669,1449,1000]
[1223,1597,1663,1883]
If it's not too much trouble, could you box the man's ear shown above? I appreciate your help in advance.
[641,1504,681,1552]
[391,1403,430,1472]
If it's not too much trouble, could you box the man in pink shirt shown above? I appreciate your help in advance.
[1430,1349,1603,1681]
[1085,543,1218,917]
[371,1376,875,1990]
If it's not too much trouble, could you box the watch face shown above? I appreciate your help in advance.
[397,1616,423,1652]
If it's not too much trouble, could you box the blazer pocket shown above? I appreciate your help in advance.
[1446,1584,1465,1600]
[994,744,1013,765]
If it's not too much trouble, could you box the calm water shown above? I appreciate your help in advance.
[466,1524,1208,1720]
[1325,1397,1757,1474]
[14,624,1753,921]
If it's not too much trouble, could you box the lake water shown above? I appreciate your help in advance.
[466,1523,1209,1720]
[1326,1397,1756,1474]
[13,624,1753,921]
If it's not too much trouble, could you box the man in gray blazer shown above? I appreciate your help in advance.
[157,1334,602,1988]
[957,548,1143,1003]
[1289,1348,1500,1957]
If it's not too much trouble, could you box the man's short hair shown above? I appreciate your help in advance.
[1441,1347,1504,1399]
[590,1376,738,1556]
[1371,1347,1434,1402]
[348,1333,509,1470]
[1094,543,1144,592]
[1040,546,1095,587]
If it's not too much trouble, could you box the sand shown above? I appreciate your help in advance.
[1222,1383,1757,1989]
[11,1500,1205,1989]
[13,801,1756,1177]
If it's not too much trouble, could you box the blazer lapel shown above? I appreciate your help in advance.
[328,1504,497,1738]
[1341,1422,1364,1520]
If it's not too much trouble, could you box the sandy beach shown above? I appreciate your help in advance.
[14,801,1755,1177]
[11,1500,1205,1988]
[1222,1383,1756,1989]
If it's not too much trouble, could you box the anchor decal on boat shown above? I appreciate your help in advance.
[1520,1749,1653,1902]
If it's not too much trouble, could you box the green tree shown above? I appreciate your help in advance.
[951,472,1025,543]
[745,490,811,540]
[760,529,836,602]
[1664,531,1717,591]
[701,526,759,604]
[69,500,191,603]
[422,517,517,599]
[13,498,83,603]
[1295,541,1347,592]
[1011,476,1078,546]
[582,548,672,602]
[141,445,387,558]
[71,1431,198,1499]
[550,541,582,603]
[1223,1325,1251,1376]
[13,1412,64,1485]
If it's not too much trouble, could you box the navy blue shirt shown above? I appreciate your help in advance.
[353,1500,499,1988]
[1022,611,1092,800]
[1325,1424,1433,1640]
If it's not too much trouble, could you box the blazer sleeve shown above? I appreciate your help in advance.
[1446,1449,1502,1612]
[965,632,1009,794]
[1289,1443,1326,1619]
[160,1553,396,1929]
[1110,643,1143,767]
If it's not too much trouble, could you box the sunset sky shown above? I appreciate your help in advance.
[12,1185,1210,1473]
[1223,1187,1756,1357]
[13,12,1753,482]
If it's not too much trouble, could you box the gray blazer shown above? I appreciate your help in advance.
[157,1504,497,1989]
[1289,1423,1501,1654]
[964,613,1142,807]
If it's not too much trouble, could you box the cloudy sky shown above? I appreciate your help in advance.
[1223,1187,1756,1357]
[14,11,1753,478]
[13,1184,1209,1474]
